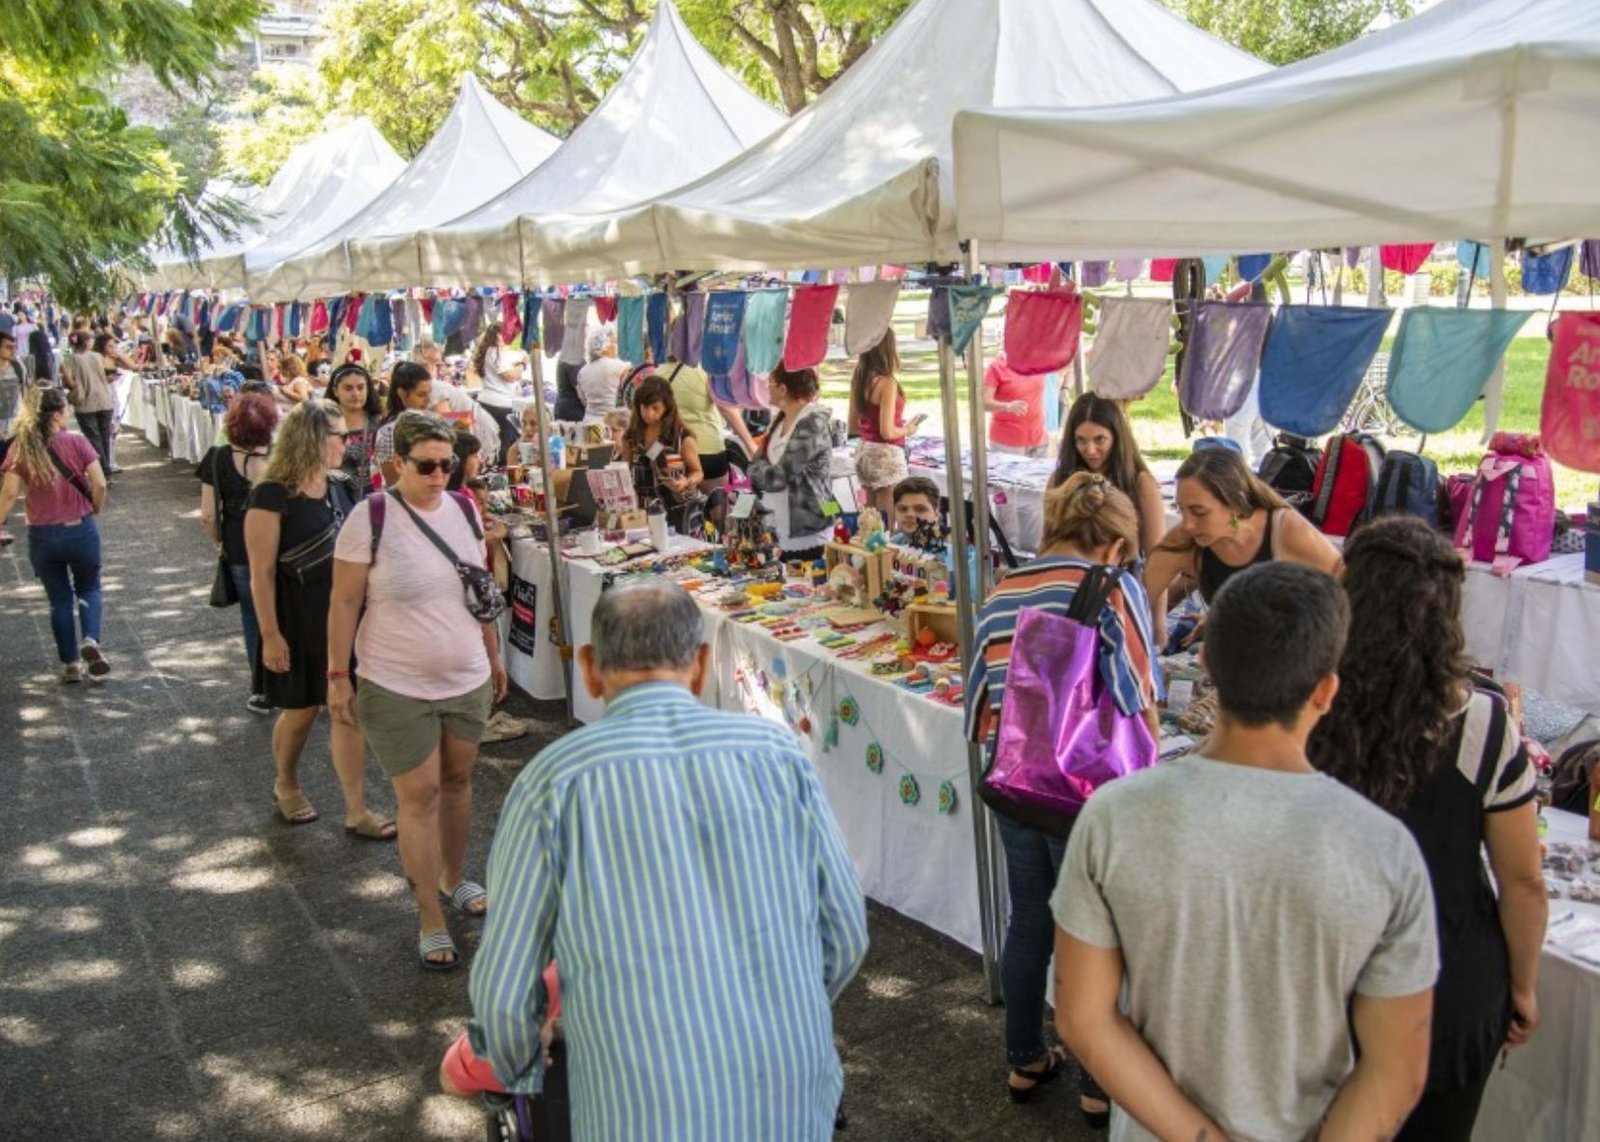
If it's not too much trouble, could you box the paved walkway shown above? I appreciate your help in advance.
[0,429,1100,1141]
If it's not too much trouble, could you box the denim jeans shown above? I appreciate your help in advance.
[996,814,1105,1100]
[27,518,103,663]
[229,563,263,695]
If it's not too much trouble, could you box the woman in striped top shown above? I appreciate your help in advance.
[964,472,1160,1128]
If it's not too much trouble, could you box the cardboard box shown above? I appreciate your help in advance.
[907,603,960,650]
[1586,501,1600,586]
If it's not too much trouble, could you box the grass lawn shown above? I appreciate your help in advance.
[817,312,1598,511]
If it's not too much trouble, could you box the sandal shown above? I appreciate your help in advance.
[441,881,489,918]
[1007,1045,1068,1104]
[273,789,319,826]
[344,810,398,842]
[418,930,460,972]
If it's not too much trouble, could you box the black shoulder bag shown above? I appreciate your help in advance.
[208,450,239,607]
[384,489,506,622]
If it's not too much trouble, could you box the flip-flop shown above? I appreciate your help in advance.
[273,790,319,826]
[441,881,488,918]
[418,930,460,972]
[344,810,398,842]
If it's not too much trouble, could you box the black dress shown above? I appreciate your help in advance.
[1397,688,1536,1134]
[247,475,357,710]
[198,446,262,567]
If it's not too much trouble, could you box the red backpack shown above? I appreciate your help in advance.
[1308,432,1385,537]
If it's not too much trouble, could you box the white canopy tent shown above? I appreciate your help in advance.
[249,76,560,301]
[523,0,1265,284]
[147,119,404,292]
[952,0,1600,257]
[407,0,783,288]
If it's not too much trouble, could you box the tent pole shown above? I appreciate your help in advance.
[1482,239,1509,443]
[939,280,1003,1004]
[964,245,993,593]
[526,322,575,723]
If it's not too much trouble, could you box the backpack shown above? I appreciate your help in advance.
[1550,739,1600,816]
[1308,432,1385,536]
[1257,433,1322,496]
[1454,432,1555,576]
[1365,451,1441,527]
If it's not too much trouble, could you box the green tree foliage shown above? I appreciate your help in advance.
[1162,0,1413,66]
[0,0,262,306]
[218,68,328,184]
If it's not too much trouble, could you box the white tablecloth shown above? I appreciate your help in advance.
[558,549,983,951]
[907,438,1053,555]
[1474,809,1600,1142]
[1462,554,1600,715]
[501,538,570,702]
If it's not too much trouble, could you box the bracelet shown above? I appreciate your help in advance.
[326,670,351,680]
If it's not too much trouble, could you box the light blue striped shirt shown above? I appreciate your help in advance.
[470,681,869,1142]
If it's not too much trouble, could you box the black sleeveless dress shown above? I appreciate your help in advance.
[1197,509,1277,602]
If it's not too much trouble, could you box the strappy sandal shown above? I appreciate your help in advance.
[1007,1045,1068,1104]
[441,881,488,918]
[273,789,319,826]
[418,930,460,972]
[344,810,397,842]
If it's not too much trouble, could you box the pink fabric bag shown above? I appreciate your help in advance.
[979,571,1158,836]
[1541,313,1600,473]
[782,284,839,370]
[1003,291,1083,377]
[1454,433,1555,576]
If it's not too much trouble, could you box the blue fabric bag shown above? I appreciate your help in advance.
[646,293,669,365]
[701,291,747,377]
[949,285,998,355]
[1386,308,1533,433]
[1522,246,1574,295]
[1258,306,1390,436]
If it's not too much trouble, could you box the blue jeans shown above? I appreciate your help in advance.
[229,563,263,695]
[27,518,103,663]
[996,814,1104,1100]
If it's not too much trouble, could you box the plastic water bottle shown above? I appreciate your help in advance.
[548,434,565,470]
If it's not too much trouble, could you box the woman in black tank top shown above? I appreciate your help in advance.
[1144,449,1340,648]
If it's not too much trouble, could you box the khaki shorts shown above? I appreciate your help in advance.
[855,440,909,490]
[356,675,493,779]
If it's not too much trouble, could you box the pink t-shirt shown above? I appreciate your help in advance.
[1,432,98,525]
[334,493,491,700]
[984,354,1048,449]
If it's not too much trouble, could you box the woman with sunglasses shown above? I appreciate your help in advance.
[244,399,394,839]
[328,411,508,971]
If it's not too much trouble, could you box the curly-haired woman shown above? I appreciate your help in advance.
[199,392,278,713]
[244,399,393,838]
[1309,517,1547,1142]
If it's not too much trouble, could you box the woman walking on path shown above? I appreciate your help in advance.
[244,399,394,839]
[61,331,117,477]
[199,393,278,714]
[327,362,380,496]
[0,388,111,683]
[328,411,507,971]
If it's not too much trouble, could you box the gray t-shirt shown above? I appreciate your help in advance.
[1052,755,1438,1142]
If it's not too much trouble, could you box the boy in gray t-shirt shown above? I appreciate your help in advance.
[1052,563,1438,1142]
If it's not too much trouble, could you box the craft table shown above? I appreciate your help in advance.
[1474,808,1600,1142]
[1461,554,1600,716]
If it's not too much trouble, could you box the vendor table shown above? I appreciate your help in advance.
[907,435,1052,554]
[547,540,984,951]
[1474,808,1600,1142]
[1461,554,1600,716]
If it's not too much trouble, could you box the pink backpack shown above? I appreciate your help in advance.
[1453,433,1555,576]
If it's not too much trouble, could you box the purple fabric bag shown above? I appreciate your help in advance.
[1177,301,1273,422]
[979,570,1158,836]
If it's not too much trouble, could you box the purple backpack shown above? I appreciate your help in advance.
[978,567,1158,837]
[1454,433,1555,577]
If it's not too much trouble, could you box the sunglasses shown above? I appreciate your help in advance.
[406,456,457,476]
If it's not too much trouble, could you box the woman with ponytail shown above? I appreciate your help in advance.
[963,472,1160,1127]
[1143,447,1339,648]
[0,387,111,683]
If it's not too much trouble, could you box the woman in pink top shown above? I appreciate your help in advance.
[983,351,1050,457]
[850,328,924,514]
[0,388,111,683]
[328,411,509,971]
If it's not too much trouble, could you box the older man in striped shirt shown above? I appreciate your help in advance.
[468,578,869,1140]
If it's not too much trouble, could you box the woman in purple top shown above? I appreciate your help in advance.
[0,387,111,683]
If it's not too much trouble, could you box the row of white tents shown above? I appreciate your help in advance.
[148,0,1600,300]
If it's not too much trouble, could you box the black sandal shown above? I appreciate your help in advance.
[1007,1045,1067,1104]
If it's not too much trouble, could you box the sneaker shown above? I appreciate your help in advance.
[0,528,13,547]
[481,710,530,744]
[80,640,111,679]
[61,662,84,684]
[246,693,273,716]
